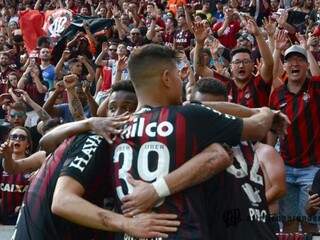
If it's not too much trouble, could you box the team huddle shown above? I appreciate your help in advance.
[2,44,289,240]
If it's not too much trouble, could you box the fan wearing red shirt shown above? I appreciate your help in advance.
[212,8,241,49]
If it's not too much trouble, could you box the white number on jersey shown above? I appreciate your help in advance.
[113,141,170,203]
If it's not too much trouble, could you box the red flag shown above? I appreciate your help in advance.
[19,10,46,53]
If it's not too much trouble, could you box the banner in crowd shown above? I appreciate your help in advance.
[19,9,114,54]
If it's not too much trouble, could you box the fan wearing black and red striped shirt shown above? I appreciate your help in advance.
[194,19,273,108]
[270,44,320,233]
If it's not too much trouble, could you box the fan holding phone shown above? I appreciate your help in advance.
[306,170,320,217]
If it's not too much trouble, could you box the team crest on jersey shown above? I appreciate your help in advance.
[303,92,310,103]
[245,92,251,99]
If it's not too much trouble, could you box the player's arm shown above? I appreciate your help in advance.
[256,143,286,204]
[39,116,128,153]
[201,101,260,118]
[200,102,290,139]
[0,141,46,174]
[121,143,232,216]
[52,176,180,238]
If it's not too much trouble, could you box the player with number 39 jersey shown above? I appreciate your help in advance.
[111,103,244,240]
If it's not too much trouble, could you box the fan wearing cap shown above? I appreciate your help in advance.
[270,45,320,233]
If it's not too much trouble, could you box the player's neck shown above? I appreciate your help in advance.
[136,95,171,110]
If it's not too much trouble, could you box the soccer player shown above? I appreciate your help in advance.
[110,44,288,239]
[122,78,286,239]
[11,78,180,240]
[192,78,285,238]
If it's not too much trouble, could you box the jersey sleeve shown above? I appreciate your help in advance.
[181,104,243,148]
[59,134,108,189]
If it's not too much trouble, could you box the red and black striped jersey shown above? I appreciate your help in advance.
[0,164,29,225]
[111,103,244,240]
[270,77,320,167]
[13,134,113,240]
[213,72,271,108]
[206,141,276,240]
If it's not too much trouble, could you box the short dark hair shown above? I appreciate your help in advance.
[194,78,227,100]
[111,80,136,94]
[37,36,50,47]
[231,47,252,60]
[128,44,178,87]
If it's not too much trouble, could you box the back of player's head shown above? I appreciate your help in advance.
[194,78,227,101]
[110,80,136,95]
[128,44,179,88]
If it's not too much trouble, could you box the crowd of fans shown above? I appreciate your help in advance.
[0,0,319,239]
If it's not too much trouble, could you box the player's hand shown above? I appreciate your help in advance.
[121,174,159,217]
[119,212,180,238]
[271,110,291,136]
[0,141,13,161]
[88,114,130,144]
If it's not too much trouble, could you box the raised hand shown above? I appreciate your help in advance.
[102,42,109,52]
[0,141,13,161]
[262,16,277,37]
[13,89,30,103]
[63,74,79,89]
[296,32,308,49]
[116,56,128,72]
[274,30,289,51]
[245,17,260,36]
[192,21,208,44]
[277,10,288,28]
[30,66,40,79]
[62,49,71,60]
[55,80,65,93]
